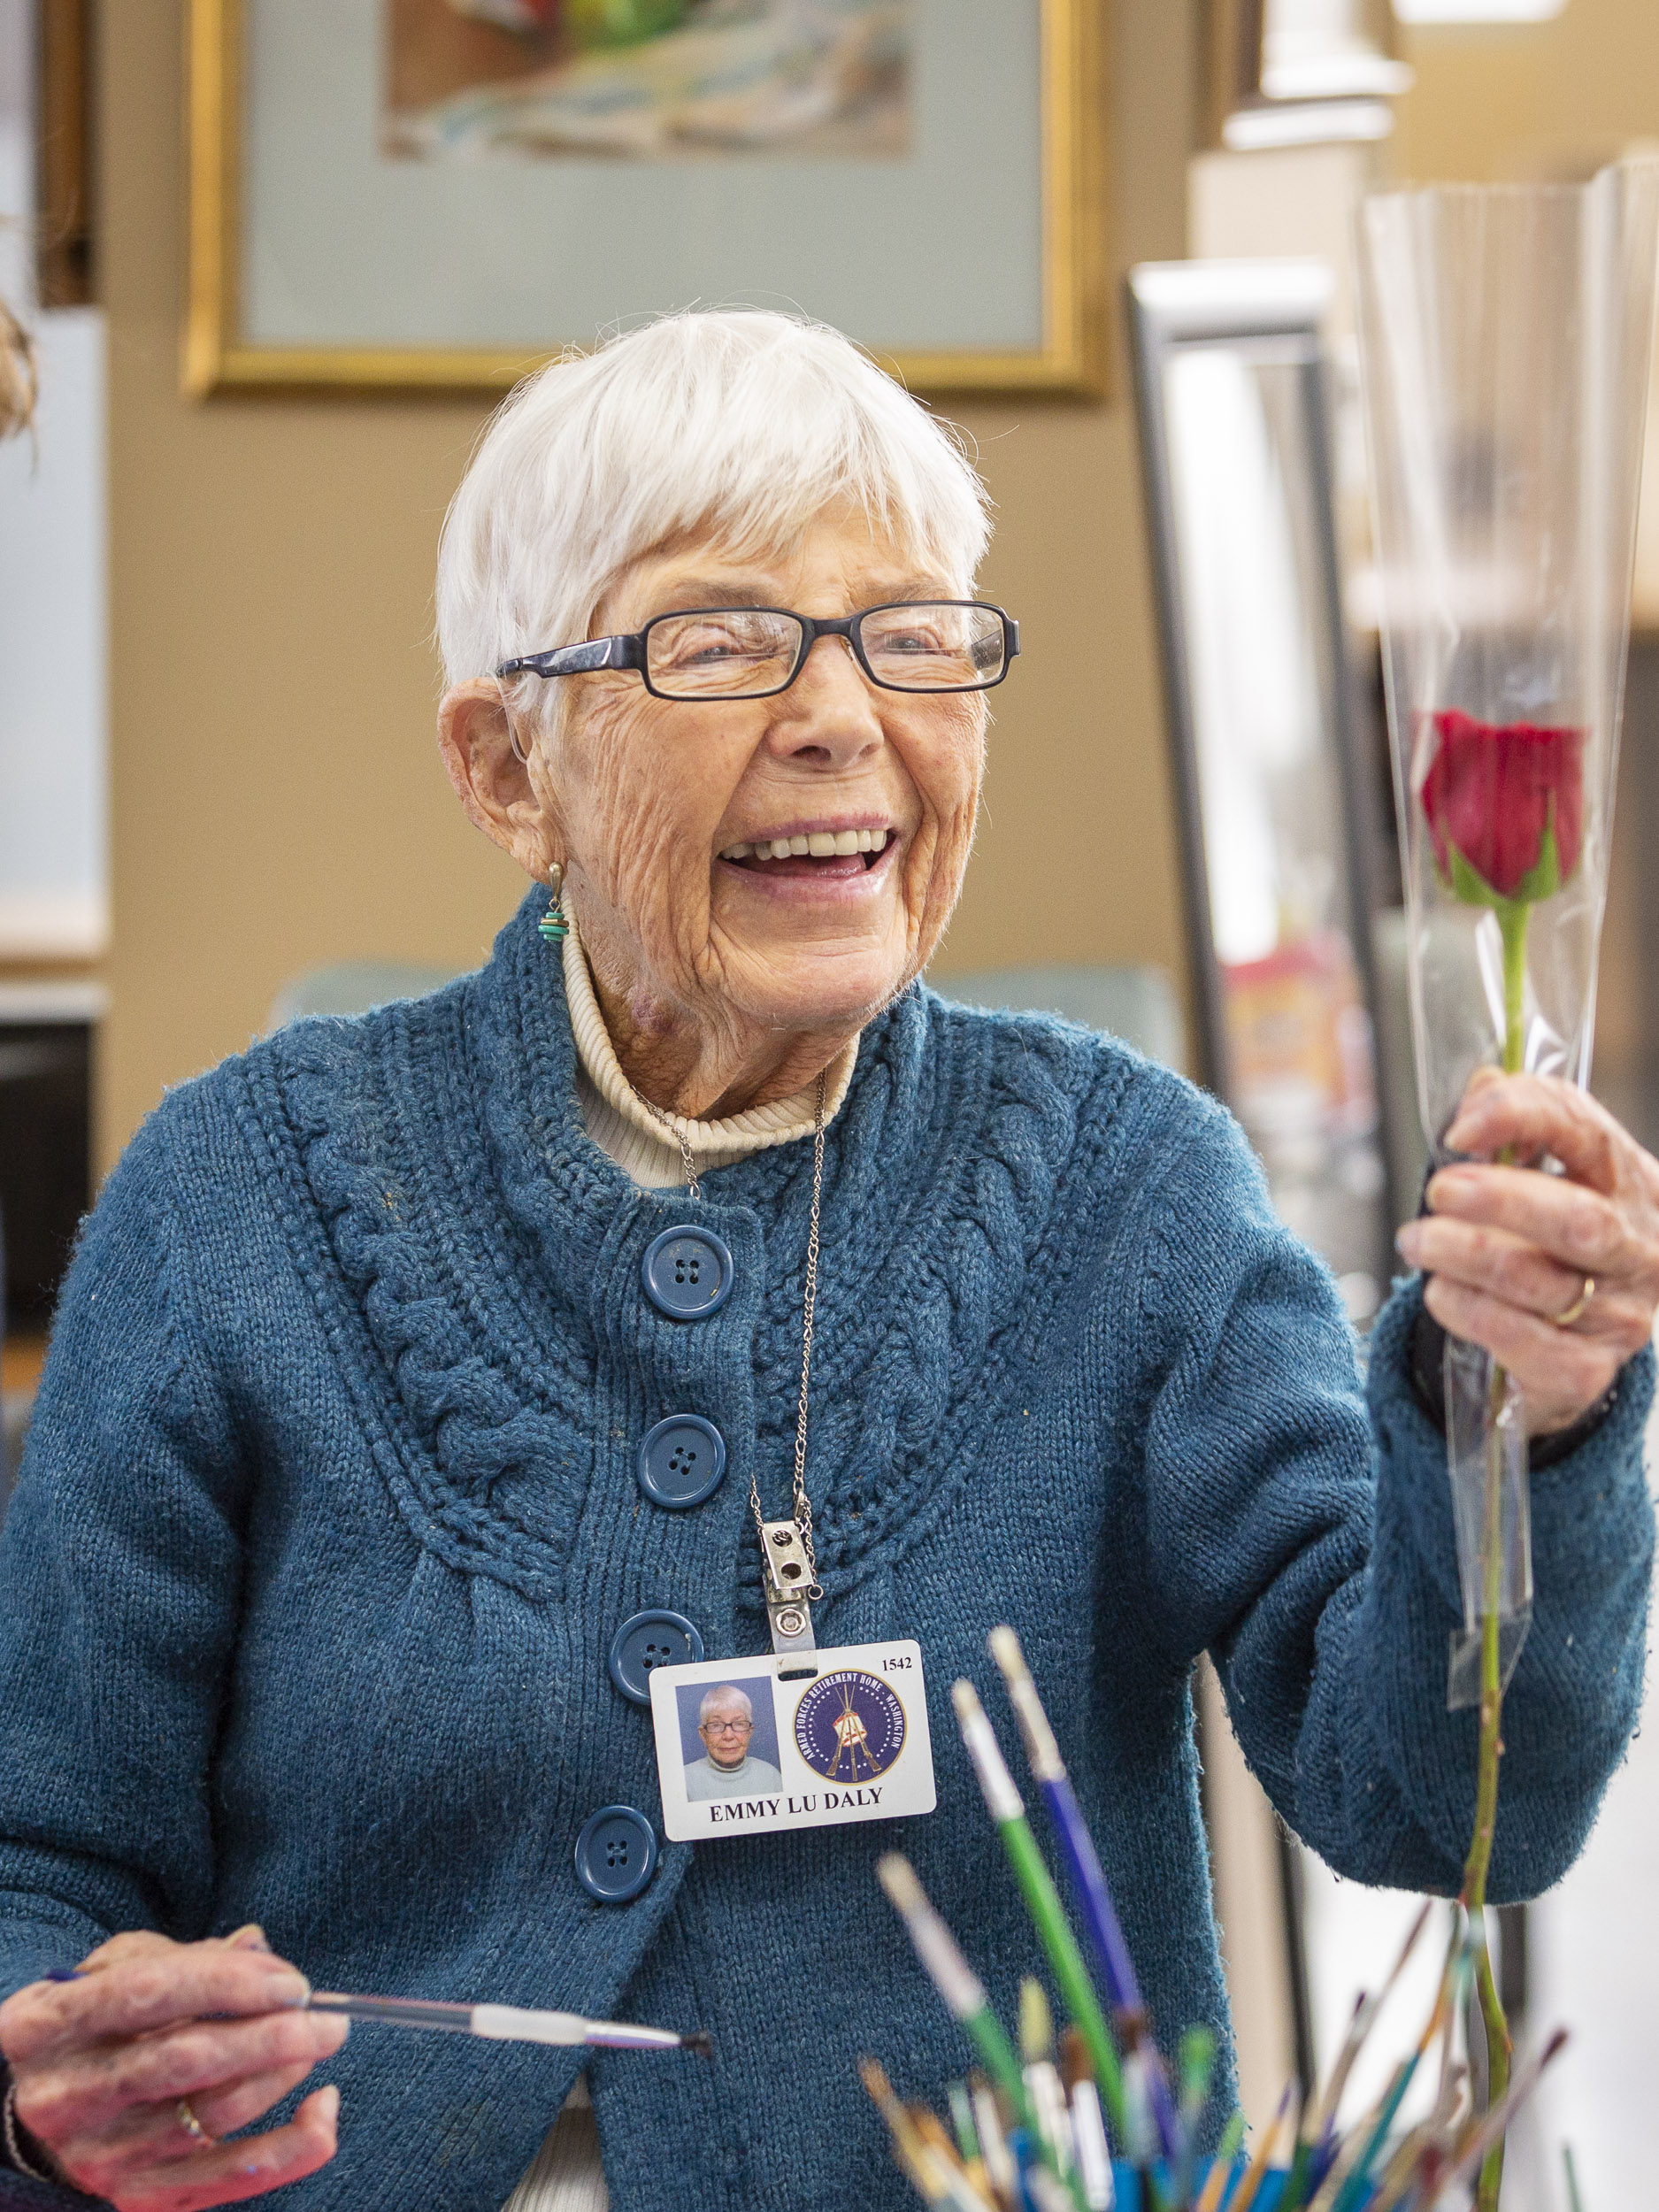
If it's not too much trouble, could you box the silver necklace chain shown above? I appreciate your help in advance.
[632,1071,828,1599]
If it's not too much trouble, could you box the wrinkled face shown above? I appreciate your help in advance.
[699,1693,755,1770]
[540,511,987,1038]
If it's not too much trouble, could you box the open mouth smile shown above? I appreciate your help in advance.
[717,826,893,880]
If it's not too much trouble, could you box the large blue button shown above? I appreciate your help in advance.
[637,1415,727,1510]
[641,1226,734,1320]
[574,1805,658,1904]
[608,1609,705,1705]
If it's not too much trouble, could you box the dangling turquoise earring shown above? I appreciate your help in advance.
[538,863,569,945]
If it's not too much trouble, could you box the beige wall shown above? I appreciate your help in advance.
[96,1,1197,1169]
[1394,0,1659,184]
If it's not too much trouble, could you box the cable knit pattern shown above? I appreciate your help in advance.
[245,998,597,1598]
[0,882,1649,2212]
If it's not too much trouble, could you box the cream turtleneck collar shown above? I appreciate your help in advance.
[560,907,858,1192]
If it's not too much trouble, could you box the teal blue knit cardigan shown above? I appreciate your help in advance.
[0,888,1650,2212]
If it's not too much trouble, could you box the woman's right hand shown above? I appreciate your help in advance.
[0,1924,347,2209]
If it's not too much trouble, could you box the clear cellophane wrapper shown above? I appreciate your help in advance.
[1356,164,1659,1705]
[1444,1338,1532,1706]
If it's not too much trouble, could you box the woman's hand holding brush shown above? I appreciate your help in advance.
[0,1924,344,2210]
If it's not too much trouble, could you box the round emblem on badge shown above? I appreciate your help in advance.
[793,1669,907,1784]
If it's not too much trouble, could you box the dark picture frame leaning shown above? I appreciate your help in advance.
[1126,257,1402,1319]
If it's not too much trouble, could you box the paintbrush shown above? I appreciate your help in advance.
[1366,2058,1470,2212]
[1366,2116,1449,2212]
[1170,2024,1216,2209]
[914,2100,994,2208]
[858,2059,952,2207]
[1308,1919,1472,2212]
[987,1628,1161,2155]
[877,1855,1087,2211]
[303,1989,710,2055]
[969,2071,1019,2212]
[1061,2027,1115,2212]
[1227,2082,1295,2212]
[948,2079,993,2205]
[860,2059,996,2212]
[1324,2053,1418,2212]
[1281,1900,1433,2211]
[877,1855,1039,2139]
[951,1678,1127,2148]
[1191,2109,1246,2212]
[1429,2031,1568,2207]
[1302,2093,1371,2212]
[1279,1995,1363,2212]
[1019,1978,1075,2174]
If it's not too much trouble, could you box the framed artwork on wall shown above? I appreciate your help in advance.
[184,0,1104,397]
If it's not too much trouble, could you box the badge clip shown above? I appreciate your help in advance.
[760,1519,817,1658]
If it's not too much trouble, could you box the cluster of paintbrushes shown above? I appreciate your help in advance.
[863,1626,1568,2212]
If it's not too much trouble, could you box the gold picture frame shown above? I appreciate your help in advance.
[184,0,1104,400]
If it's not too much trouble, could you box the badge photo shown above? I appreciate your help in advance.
[649,1640,936,1843]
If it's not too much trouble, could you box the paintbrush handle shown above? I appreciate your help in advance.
[1328,2055,1417,2212]
[1041,1777,1179,2162]
[997,1815,1127,2148]
[307,1993,474,2032]
[960,2007,1030,2123]
[1039,1778,1140,2009]
[308,1993,585,2043]
[1193,2131,1246,2212]
[953,1680,1127,2151]
[1227,2090,1292,2212]
[306,1993,688,2052]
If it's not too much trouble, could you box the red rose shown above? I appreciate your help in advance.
[1420,710,1584,906]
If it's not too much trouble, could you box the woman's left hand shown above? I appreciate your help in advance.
[1394,1068,1659,1437]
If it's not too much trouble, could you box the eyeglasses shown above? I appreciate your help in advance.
[703,1717,753,1736]
[495,601,1018,701]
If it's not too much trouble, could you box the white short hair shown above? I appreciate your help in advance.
[434,310,992,715]
[699,1685,754,1725]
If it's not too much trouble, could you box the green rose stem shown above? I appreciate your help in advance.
[1421,718,1581,2211]
[1462,896,1529,2212]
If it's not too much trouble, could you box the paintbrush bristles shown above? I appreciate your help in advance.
[1018,1978,1056,2067]
[878,1853,927,1917]
[987,1626,1066,1783]
[950,1680,1025,1823]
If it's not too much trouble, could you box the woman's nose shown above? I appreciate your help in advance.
[764,634,886,765]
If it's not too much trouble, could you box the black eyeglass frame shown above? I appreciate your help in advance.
[495,600,1020,700]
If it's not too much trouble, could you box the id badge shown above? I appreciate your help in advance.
[650,1640,936,1843]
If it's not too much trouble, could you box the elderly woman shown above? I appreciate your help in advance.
[0,311,1655,2212]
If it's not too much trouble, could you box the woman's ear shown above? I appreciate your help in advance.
[437,680,561,880]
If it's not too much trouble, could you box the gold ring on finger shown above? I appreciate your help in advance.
[1551,1273,1595,1329]
[176,2099,216,2148]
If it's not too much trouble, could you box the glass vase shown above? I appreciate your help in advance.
[1356,162,1659,1705]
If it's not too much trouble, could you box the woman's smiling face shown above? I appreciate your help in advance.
[542,511,987,1041]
